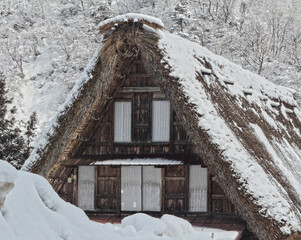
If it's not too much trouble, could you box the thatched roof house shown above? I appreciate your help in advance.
[22,13,301,240]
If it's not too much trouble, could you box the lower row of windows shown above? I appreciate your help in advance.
[77,165,208,212]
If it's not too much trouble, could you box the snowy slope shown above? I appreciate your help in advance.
[0,160,237,240]
[0,0,111,137]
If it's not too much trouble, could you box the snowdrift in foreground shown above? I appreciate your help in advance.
[0,160,236,240]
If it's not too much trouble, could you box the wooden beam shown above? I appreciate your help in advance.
[161,167,165,214]
[208,172,212,216]
[94,166,98,210]
[185,165,189,215]
[116,167,121,216]
[74,167,78,206]
[64,153,203,166]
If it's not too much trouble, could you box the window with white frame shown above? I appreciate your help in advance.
[114,102,132,142]
[152,100,170,142]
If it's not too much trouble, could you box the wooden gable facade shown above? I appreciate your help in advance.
[58,56,236,217]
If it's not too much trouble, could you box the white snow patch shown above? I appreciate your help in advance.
[122,213,167,236]
[93,158,182,166]
[261,110,278,130]
[270,101,280,107]
[251,124,301,200]
[121,213,237,240]
[281,105,289,119]
[194,226,239,240]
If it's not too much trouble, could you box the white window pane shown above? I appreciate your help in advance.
[78,166,95,210]
[121,166,142,211]
[114,102,131,142]
[189,166,207,212]
[152,101,170,142]
[142,166,162,211]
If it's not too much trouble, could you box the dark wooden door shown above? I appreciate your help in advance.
[164,165,188,213]
[96,166,120,212]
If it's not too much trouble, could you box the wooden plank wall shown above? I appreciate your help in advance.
[96,166,120,212]
[210,175,237,214]
[70,165,238,216]
[62,57,238,217]
[77,58,192,158]
[58,168,77,204]
[164,165,187,214]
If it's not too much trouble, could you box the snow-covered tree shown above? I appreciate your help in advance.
[0,72,27,169]
[24,111,37,157]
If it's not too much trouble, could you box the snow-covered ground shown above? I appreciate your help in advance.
[0,160,238,240]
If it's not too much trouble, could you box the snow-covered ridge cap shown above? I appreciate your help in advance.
[97,13,164,30]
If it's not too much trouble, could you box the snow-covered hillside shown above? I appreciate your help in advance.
[0,0,300,140]
[0,160,237,240]
[0,0,111,136]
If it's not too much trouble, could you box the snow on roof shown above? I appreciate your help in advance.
[158,31,297,107]
[158,30,301,234]
[97,13,164,29]
[92,158,183,166]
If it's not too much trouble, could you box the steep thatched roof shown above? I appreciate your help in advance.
[22,14,301,240]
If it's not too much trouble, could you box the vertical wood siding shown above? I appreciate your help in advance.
[152,101,170,142]
[121,166,142,211]
[164,165,187,213]
[78,166,95,210]
[114,102,131,142]
[189,166,208,212]
[96,166,119,211]
[142,166,162,211]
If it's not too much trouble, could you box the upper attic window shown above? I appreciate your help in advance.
[114,102,131,142]
[113,96,171,143]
